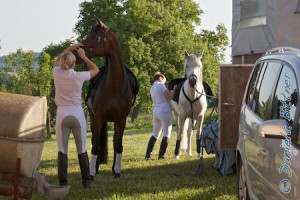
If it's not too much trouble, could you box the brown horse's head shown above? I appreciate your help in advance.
[74,19,113,64]
[84,19,114,58]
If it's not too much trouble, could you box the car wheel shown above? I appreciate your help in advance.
[238,160,250,200]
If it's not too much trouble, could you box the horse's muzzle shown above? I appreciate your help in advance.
[188,74,197,88]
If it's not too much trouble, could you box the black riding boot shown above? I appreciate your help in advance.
[78,152,91,188]
[58,151,68,185]
[158,137,169,159]
[145,136,157,159]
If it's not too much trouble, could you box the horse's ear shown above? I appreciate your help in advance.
[197,51,203,59]
[96,18,106,29]
[185,51,189,58]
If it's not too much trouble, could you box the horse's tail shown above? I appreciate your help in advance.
[126,67,139,106]
[97,122,108,164]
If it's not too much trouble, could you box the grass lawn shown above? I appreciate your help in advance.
[31,127,238,200]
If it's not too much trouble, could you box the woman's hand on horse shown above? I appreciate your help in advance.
[77,48,86,59]
[66,43,83,52]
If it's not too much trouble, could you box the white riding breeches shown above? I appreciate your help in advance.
[152,110,173,139]
[55,105,87,154]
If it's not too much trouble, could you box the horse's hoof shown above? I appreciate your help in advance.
[197,153,201,158]
[90,176,94,181]
[145,157,154,160]
[113,173,121,179]
[187,152,193,156]
[174,155,180,159]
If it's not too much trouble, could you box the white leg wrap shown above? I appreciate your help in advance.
[90,154,97,176]
[114,153,122,174]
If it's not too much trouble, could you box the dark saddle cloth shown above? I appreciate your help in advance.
[168,78,213,103]
[85,66,139,106]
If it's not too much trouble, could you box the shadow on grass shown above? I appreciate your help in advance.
[35,156,237,200]
[32,127,237,199]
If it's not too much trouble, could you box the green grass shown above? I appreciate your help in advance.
[28,125,238,200]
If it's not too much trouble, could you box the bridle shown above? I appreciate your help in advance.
[86,26,110,54]
[182,73,204,130]
[182,84,204,130]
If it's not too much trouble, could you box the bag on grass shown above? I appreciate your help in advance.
[200,120,236,176]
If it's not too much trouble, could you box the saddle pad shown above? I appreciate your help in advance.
[85,66,139,105]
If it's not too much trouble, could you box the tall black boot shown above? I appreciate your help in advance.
[158,137,169,159]
[145,136,157,159]
[58,151,68,185]
[78,152,90,188]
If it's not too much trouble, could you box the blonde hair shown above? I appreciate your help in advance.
[61,51,76,70]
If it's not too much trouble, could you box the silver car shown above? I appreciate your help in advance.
[236,47,300,200]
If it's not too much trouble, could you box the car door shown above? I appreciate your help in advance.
[258,63,299,199]
[241,61,282,199]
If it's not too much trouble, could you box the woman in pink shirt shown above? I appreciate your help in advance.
[53,44,99,188]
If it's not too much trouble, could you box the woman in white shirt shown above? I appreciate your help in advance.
[145,72,176,159]
[53,44,99,188]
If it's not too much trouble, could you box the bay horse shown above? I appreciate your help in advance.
[80,19,138,178]
[170,51,207,159]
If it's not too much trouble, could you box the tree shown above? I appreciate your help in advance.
[198,24,229,95]
[5,49,39,95]
[74,0,228,114]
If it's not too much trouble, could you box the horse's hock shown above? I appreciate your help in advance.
[0,92,47,178]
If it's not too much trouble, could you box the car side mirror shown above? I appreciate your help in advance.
[259,119,289,139]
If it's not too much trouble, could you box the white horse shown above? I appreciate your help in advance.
[171,51,207,159]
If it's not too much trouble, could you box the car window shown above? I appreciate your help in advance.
[249,63,267,112]
[271,65,298,127]
[246,62,263,109]
[254,62,282,120]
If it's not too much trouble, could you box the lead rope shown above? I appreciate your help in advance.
[195,88,218,99]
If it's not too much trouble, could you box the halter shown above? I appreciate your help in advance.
[182,85,204,130]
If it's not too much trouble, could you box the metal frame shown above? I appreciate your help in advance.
[265,47,300,58]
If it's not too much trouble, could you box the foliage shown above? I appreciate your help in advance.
[0,49,52,97]
[199,24,229,95]
[74,0,228,114]
[0,0,229,129]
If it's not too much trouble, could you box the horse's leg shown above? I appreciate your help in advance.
[174,115,186,159]
[195,114,205,157]
[112,118,126,178]
[186,119,193,156]
[90,120,104,178]
[87,109,97,177]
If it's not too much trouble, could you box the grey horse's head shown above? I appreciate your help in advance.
[184,51,203,88]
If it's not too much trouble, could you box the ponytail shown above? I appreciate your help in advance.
[61,51,76,70]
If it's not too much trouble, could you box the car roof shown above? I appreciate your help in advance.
[255,48,300,93]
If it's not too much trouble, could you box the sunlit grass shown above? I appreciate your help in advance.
[30,123,238,200]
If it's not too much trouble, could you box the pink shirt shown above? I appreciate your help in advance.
[53,66,90,106]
